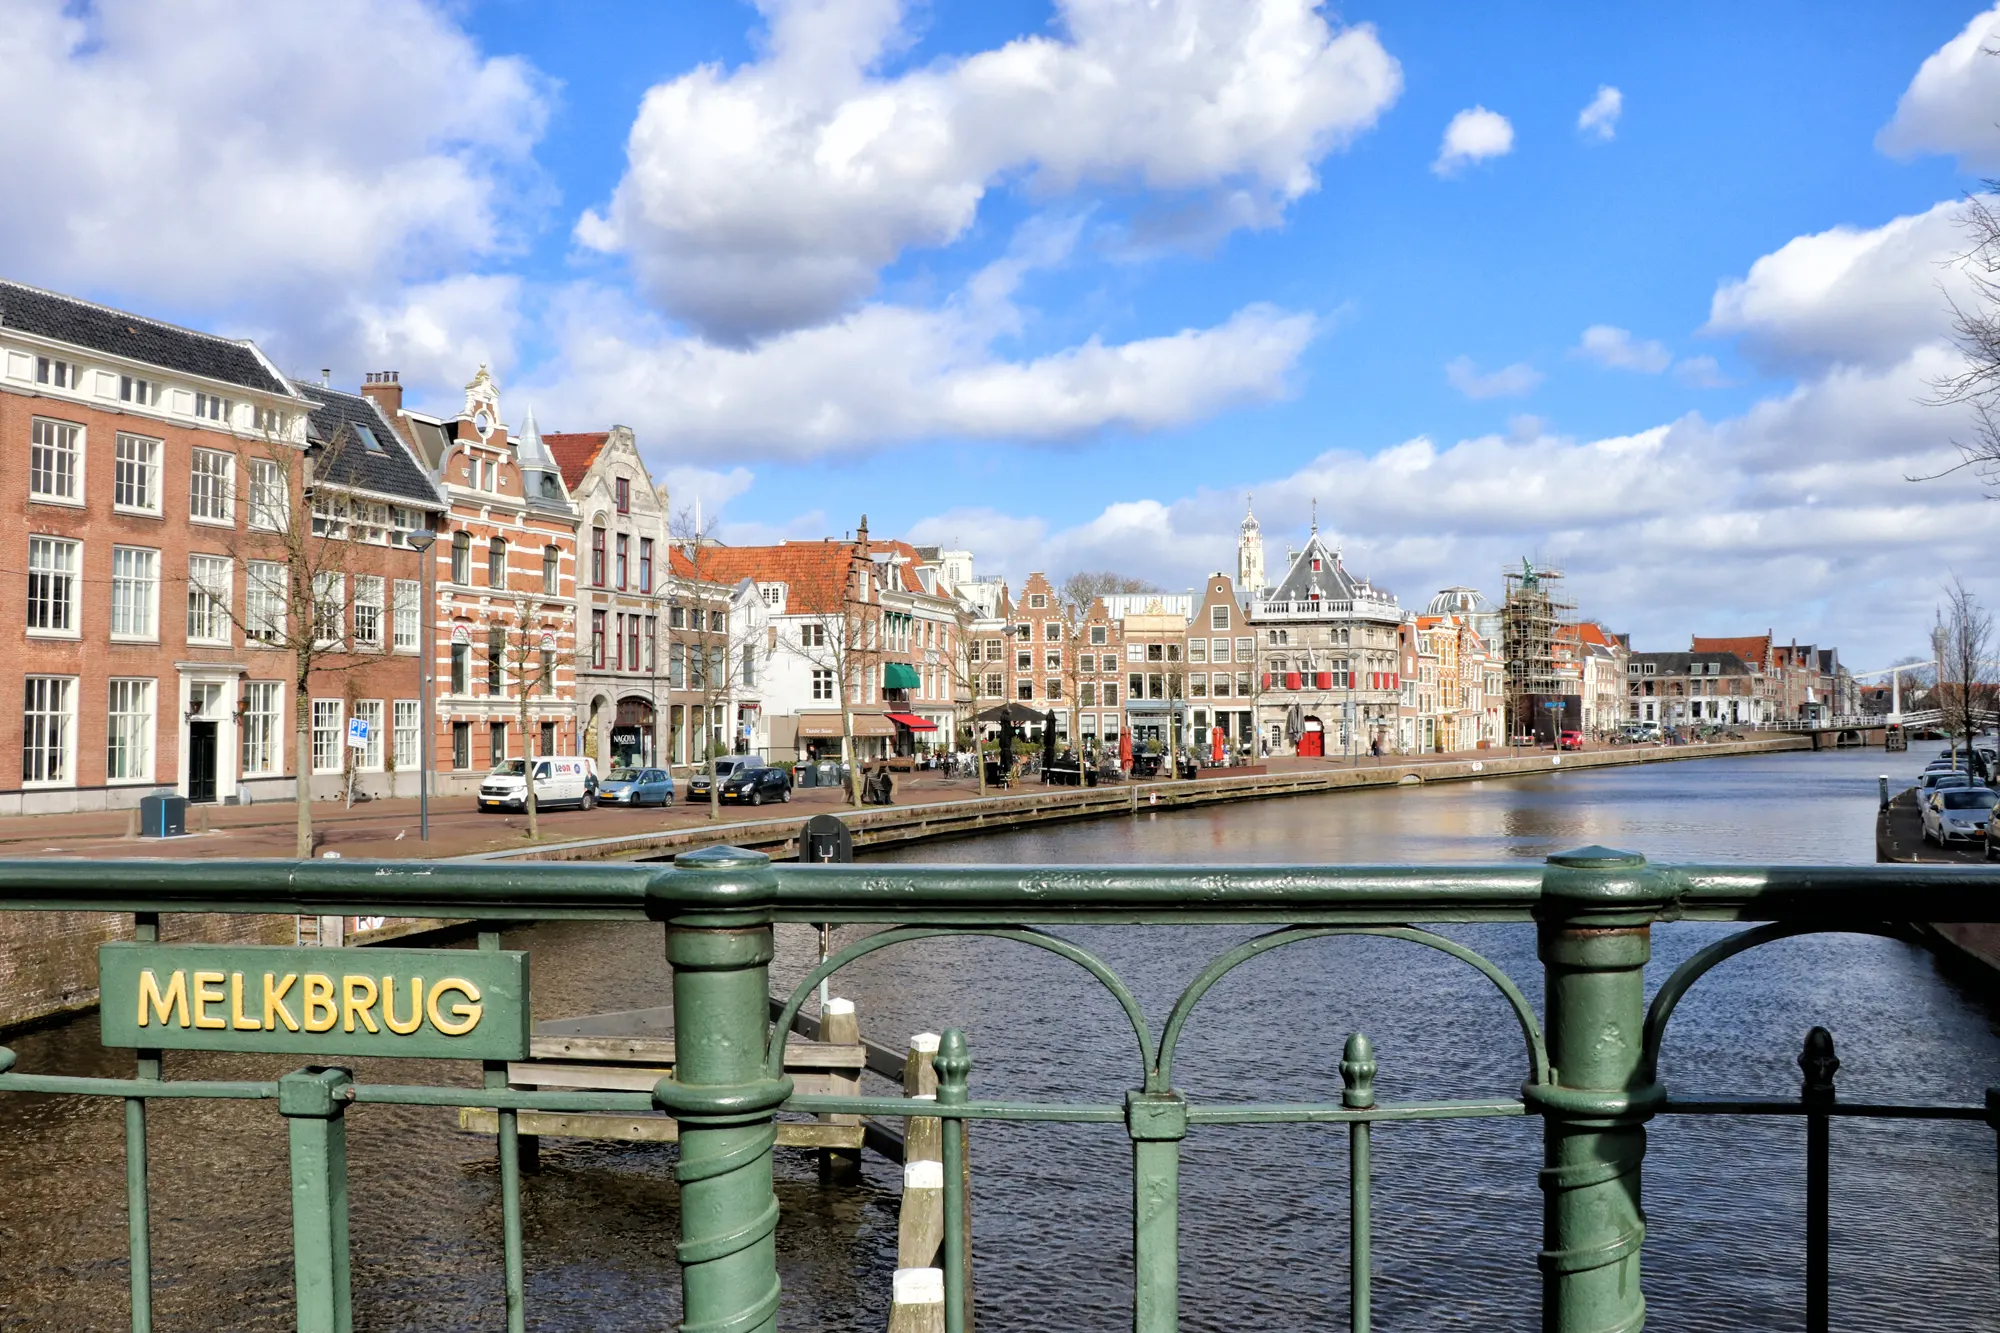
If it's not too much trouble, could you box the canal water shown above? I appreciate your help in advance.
[1,745,1995,1330]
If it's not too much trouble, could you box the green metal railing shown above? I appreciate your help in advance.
[1,844,1997,1332]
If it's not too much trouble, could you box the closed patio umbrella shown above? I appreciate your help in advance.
[1286,702,1304,745]
[1041,709,1058,774]
[998,720,1015,770]
[1211,724,1225,766]
[1119,729,1133,771]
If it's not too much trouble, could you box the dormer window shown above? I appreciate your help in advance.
[1311,558,1322,572]
[254,405,291,435]
[35,357,75,389]
[480,459,496,491]
[615,476,631,513]
[120,376,157,406]
[194,392,232,423]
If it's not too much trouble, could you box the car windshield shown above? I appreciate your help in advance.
[608,768,641,781]
[1928,774,1971,787]
[1942,789,1997,809]
[490,760,526,777]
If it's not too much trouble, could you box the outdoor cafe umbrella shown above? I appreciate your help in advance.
[1119,729,1133,771]
[998,719,1014,770]
[1211,723,1225,766]
[1042,709,1058,773]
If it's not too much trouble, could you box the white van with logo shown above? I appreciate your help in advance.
[478,756,597,812]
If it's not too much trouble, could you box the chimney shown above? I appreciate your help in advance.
[320,368,331,387]
[360,371,409,441]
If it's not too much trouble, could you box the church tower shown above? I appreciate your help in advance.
[1237,495,1265,594]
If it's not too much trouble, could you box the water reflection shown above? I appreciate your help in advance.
[0,745,1993,1330]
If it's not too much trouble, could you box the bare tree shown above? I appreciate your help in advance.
[199,428,373,857]
[1059,571,1156,607]
[1936,578,1998,750]
[781,577,871,808]
[1927,187,2000,490]
[937,615,990,796]
[667,507,756,820]
[478,595,577,839]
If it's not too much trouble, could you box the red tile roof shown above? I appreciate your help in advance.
[1692,635,1771,665]
[691,541,860,613]
[543,431,610,492]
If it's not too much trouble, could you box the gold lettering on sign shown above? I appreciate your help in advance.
[137,970,189,1029]
[381,976,424,1035]
[191,971,227,1030]
[302,974,338,1033]
[264,973,299,1031]
[342,975,380,1034]
[229,972,261,1031]
[426,978,483,1036]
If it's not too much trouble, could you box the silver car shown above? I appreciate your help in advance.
[1923,786,1997,845]
[1913,769,1975,807]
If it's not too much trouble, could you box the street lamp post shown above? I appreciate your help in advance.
[406,530,437,841]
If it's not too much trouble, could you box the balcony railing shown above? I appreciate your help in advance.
[0,849,1996,1333]
[1251,596,1401,619]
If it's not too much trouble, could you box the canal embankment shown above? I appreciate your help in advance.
[1875,787,2000,984]
[476,734,1815,864]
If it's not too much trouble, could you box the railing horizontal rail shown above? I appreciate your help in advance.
[2,857,1999,923]
[1662,1098,1990,1121]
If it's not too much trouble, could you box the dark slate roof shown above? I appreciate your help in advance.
[0,278,289,394]
[295,381,445,510]
[1268,533,1364,602]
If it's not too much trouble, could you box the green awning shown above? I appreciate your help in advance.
[883,662,922,690]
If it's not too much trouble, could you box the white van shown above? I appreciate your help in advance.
[478,756,597,812]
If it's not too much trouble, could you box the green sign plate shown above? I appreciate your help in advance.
[99,942,530,1060]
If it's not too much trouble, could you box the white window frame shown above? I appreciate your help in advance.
[189,447,234,524]
[353,698,385,772]
[27,536,81,638]
[811,668,834,701]
[246,561,286,644]
[110,546,160,642]
[392,580,420,652]
[312,573,345,649]
[29,417,82,505]
[119,375,157,407]
[1211,606,1229,630]
[393,699,421,771]
[186,554,233,646]
[193,392,232,423]
[23,675,76,787]
[106,678,156,783]
[248,458,287,531]
[311,699,345,773]
[353,574,385,650]
[113,433,162,515]
[241,681,282,775]
[35,357,77,389]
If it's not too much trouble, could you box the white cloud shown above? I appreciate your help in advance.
[1445,355,1542,399]
[581,0,1402,342]
[1672,355,1731,389]
[1577,85,1622,142]
[0,1,549,308]
[1878,5,2000,171]
[1433,106,1514,176]
[1574,324,1671,373]
[523,254,1319,460]
[350,276,524,392]
[1705,199,1978,371]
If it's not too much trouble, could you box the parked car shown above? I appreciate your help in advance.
[1923,787,1997,845]
[1558,730,1585,751]
[719,764,792,806]
[1621,724,1661,743]
[687,755,768,802]
[600,766,674,807]
[1913,770,1975,807]
[479,756,596,812]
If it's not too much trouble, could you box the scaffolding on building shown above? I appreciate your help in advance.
[1502,558,1578,741]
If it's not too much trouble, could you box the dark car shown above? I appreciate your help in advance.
[719,764,792,806]
[687,755,767,802]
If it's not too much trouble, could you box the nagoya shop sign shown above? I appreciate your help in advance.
[98,943,530,1060]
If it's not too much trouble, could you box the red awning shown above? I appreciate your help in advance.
[883,712,938,731]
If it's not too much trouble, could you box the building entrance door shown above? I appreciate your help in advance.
[1298,720,1324,758]
[188,721,219,803]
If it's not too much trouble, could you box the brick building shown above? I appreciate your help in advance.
[0,280,441,812]
[366,367,579,793]
[1188,574,1254,756]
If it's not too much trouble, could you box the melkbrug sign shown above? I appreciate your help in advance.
[98,942,530,1060]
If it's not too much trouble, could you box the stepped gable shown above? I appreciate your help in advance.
[0,277,288,394]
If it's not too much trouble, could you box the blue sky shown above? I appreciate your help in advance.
[7,1,2000,666]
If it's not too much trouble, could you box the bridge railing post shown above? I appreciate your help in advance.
[1530,847,1664,1333]
[279,1066,354,1333]
[651,846,790,1333]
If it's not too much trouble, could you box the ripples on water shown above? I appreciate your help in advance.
[0,746,1995,1330]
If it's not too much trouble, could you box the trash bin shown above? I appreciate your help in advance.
[138,793,186,839]
[795,763,818,789]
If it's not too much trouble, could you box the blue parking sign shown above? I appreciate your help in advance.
[347,717,370,749]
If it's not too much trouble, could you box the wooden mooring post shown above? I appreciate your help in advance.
[889,1031,972,1332]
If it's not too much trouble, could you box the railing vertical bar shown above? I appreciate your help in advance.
[936,1030,971,1333]
[1800,1028,1837,1333]
[127,910,158,1333]
[1342,1035,1376,1333]
[480,927,526,1333]
[1125,1089,1187,1333]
